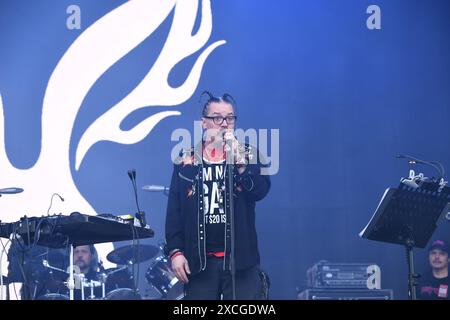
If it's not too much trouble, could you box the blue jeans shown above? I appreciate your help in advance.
[184,256,267,300]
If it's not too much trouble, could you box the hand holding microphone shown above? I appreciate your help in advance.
[223,130,246,169]
[223,130,236,152]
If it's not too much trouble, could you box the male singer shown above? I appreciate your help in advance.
[165,91,270,299]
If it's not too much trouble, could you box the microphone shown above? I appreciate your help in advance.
[223,130,235,145]
[223,130,233,140]
[127,169,135,181]
[47,193,65,216]
[397,154,445,180]
[142,185,169,193]
[223,130,235,163]
[127,168,147,227]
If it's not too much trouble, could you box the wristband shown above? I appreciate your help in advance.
[170,251,184,260]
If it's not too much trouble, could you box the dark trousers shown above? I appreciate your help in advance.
[184,256,266,300]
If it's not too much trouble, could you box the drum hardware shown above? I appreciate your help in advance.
[105,265,128,275]
[104,288,141,300]
[97,272,108,298]
[145,254,184,300]
[79,274,86,300]
[42,257,107,299]
[80,277,103,300]
[42,260,67,273]
[37,293,70,300]
[2,212,155,300]
[104,243,165,300]
[98,266,141,299]
[3,212,155,300]
[41,253,139,300]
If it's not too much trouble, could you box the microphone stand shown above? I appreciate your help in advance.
[225,140,236,300]
[128,170,147,227]
[127,169,144,297]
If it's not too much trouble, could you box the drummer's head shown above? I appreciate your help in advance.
[74,245,98,274]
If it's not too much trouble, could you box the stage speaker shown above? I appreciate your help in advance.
[297,289,393,300]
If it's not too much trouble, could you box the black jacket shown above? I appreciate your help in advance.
[165,145,270,275]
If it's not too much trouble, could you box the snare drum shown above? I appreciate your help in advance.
[104,267,134,291]
[101,267,139,300]
[145,255,184,300]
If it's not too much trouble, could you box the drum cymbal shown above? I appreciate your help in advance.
[0,187,24,194]
[107,244,159,265]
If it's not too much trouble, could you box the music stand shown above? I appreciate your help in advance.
[360,180,450,300]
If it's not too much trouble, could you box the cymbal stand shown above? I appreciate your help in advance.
[80,274,85,300]
[88,280,95,300]
[68,245,75,300]
[101,276,106,299]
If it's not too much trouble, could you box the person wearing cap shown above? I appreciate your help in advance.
[418,239,450,300]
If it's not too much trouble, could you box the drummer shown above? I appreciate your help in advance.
[35,245,103,300]
[74,245,139,299]
[74,245,100,278]
[72,245,104,300]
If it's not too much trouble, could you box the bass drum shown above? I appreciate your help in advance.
[145,255,184,300]
[36,293,69,300]
[104,288,141,300]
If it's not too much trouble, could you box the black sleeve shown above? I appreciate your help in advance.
[165,164,185,253]
[236,146,271,201]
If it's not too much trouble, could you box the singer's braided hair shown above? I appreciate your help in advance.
[200,91,236,116]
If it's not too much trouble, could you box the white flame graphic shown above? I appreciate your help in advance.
[0,0,225,297]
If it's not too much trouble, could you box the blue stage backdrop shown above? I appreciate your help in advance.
[1,0,449,299]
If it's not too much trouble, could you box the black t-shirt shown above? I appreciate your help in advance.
[202,159,227,252]
[418,271,450,300]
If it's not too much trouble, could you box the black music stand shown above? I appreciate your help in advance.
[360,180,450,300]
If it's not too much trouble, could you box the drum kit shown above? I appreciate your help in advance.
[2,186,184,300]
[35,243,184,300]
